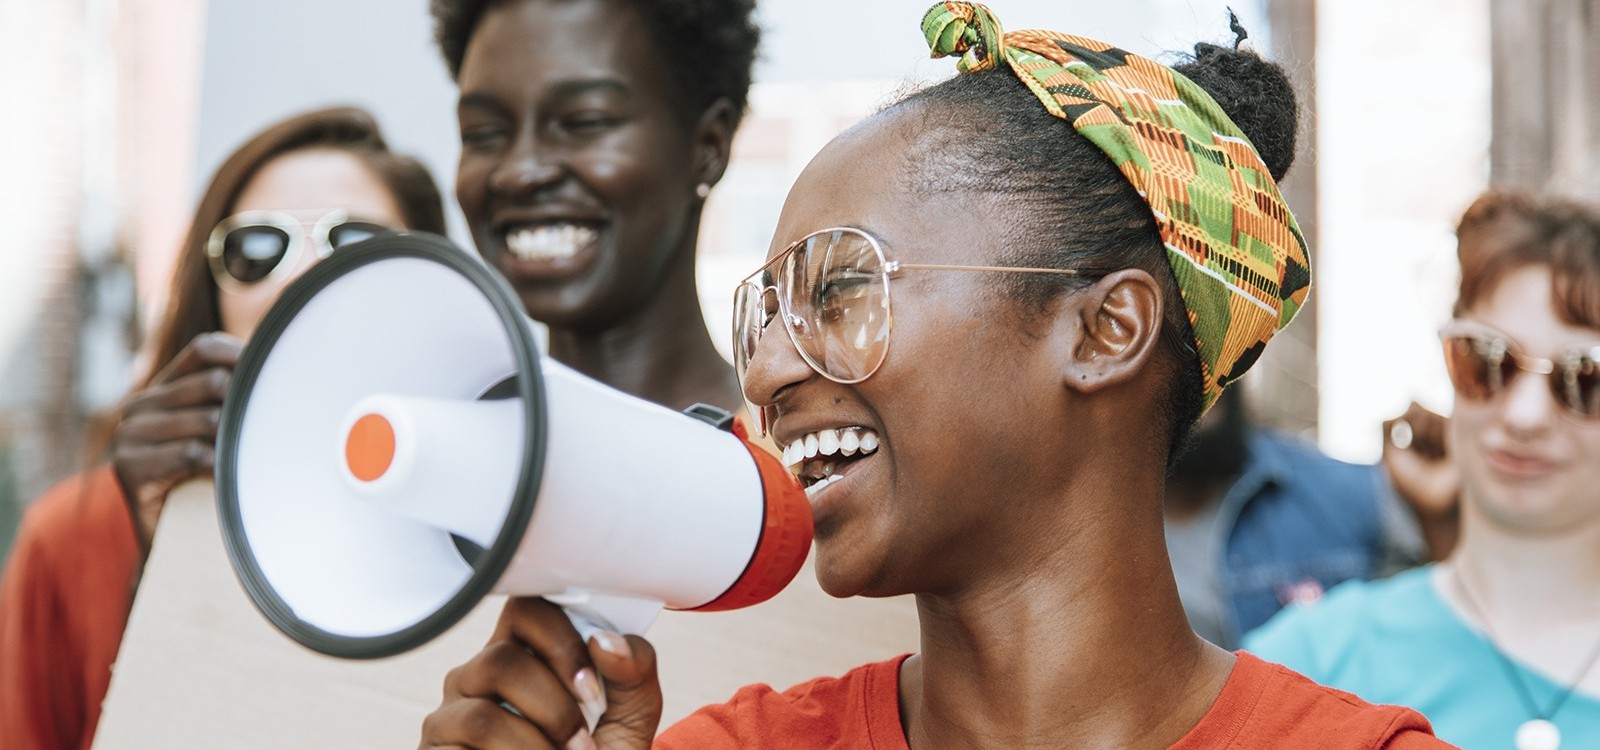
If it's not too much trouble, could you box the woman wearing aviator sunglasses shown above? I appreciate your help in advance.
[420,4,1450,749]
[0,106,444,750]
[1249,191,1600,750]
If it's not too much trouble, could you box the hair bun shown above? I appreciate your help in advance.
[1175,41,1298,181]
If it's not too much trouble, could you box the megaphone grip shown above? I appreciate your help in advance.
[687,421,814,612]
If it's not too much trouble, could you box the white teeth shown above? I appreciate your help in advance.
[804,474,844,499]
[817,430,839,456]
[782,427,881,470]
[505,224,598,261]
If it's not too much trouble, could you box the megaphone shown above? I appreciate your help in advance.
[215,232,812,660]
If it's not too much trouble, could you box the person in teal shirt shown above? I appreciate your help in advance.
[1247,190,1600,750]
[1248,567,1600,750]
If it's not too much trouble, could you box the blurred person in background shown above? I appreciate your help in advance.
[1248,190,1600,750]
[417,4,1450,748]
[1164,389,1426,649]
[426,0,920,720]
[0,106,446,750]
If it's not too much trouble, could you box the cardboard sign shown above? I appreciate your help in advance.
[95,481,919,747]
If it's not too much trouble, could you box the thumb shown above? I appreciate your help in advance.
[586,631,662,748]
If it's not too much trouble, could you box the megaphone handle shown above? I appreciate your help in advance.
[547,590,665,639]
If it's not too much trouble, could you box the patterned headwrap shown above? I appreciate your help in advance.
[923,2,1311,412]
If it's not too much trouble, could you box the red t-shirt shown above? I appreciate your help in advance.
[657,652,1453,749]
[0,466,137,750]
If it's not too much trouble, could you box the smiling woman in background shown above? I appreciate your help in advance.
[1249,191,1600,750]
[425,0,922,722]
[0,106,445,750]
[433,0,748,413]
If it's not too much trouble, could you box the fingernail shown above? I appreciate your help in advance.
[573,667,606,727]
[567,727,597,750]
[593,630,632,659]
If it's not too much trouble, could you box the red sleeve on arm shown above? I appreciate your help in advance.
[1,486,85,750]
[0,467,137,750]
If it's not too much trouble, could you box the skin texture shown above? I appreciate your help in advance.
[1436,265,1600,696]
[112,148,409,556]
[452,0,740,411]
[419,102,1237,750]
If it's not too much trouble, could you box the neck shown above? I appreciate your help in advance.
[1449,501,1600,625]
[902,473,1233,749]
[544,241,741,413]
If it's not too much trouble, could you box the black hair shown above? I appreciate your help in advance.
[430,0,760,128]
[889,40,1298,464]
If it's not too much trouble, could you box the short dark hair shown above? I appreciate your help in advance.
[887,42,1299,463]
[1455,190,1600,329]
[430,0,760,128]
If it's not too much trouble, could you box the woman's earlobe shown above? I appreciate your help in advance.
[1062,270,1165,393]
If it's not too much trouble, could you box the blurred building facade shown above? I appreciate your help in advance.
[1490,0,1599,197]
[0,0,198,561]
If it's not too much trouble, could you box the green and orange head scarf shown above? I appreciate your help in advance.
[923,2,1311,413]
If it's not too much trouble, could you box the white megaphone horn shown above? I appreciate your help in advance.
[215,232,812,659]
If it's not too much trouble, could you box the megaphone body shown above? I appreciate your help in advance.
[216,233,811,659]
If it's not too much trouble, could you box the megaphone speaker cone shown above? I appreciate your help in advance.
[218,232,814,659]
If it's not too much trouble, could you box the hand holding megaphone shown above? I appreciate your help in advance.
[424,597,660,750]
[216,232,812,659]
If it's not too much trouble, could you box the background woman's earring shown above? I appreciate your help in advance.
[695,182,712,200]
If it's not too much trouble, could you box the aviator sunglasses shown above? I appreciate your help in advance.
[733,227,1080,436]
[1440,322,1600,420]
[207,210,392,292]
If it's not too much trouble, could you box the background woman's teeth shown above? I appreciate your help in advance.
[860,432,879,452]
[506,224,597,261]
[804,434,819,458]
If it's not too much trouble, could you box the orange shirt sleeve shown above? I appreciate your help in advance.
[0,467,137,750]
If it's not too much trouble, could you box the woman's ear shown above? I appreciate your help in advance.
[1058,269,1166,394]
[691,98,737,190]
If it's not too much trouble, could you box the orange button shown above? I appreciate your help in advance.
[346,414,396,482]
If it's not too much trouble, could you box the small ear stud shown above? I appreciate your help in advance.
[695,182,712,199]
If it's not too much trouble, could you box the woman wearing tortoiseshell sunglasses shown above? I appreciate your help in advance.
[1251,192,1600,750]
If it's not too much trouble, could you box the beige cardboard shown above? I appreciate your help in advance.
[95,481,919,748]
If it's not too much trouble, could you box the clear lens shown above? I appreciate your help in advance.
[786,229,890,383]
[731,228,894,435]
[221,226,292,284]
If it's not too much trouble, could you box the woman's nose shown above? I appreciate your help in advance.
[1500,365,1558,436]
[490,131,563,197]
[741,306,816,411]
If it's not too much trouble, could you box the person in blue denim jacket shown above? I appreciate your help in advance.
[1163,391,1426,648]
